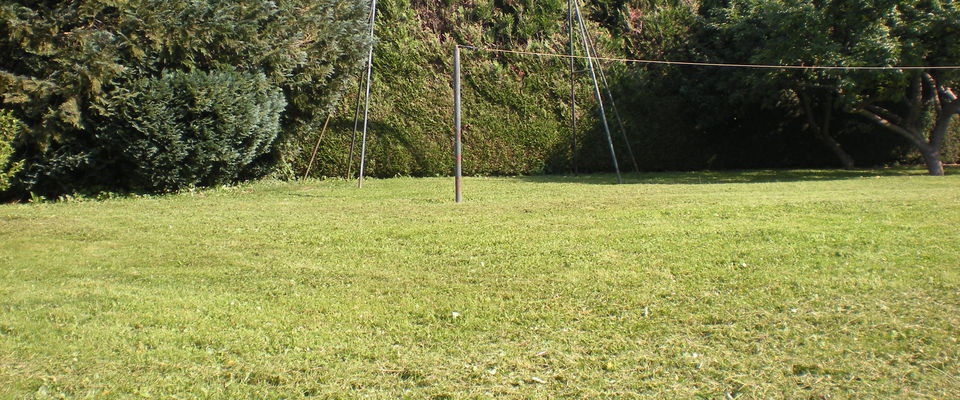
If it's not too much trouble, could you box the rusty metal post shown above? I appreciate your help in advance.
[454,45,463,203]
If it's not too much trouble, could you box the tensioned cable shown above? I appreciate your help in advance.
[458,45,960,71]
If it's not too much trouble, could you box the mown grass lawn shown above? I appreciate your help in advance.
[1,169,958,398]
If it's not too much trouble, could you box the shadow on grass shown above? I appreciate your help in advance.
[515,167,954,185]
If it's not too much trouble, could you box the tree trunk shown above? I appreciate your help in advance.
[855,106,945,175]
[797,90,854,169]
[856,73,957,176]
[927,102,959,175]
[919,145,945,176]
[817,131,855,169]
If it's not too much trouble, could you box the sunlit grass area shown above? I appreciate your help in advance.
[1,168,958,398]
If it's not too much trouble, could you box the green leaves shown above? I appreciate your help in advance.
[95,69,286,192]
[0,109,24,191]
[0,0,370,196]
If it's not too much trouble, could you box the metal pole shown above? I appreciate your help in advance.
[304,113,333,180]
[345,74,364,179]
[573,0,621,184]
[607,93,640,174]
[585,33,640,175]
[357,0,378,188]
[454,45,463,203]
[568,0,578,175]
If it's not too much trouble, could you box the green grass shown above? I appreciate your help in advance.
[1,169,959,398]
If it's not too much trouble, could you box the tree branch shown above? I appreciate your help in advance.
[930,98,960,151]
[943,97,960,119]
[796,89,821,134]
[922,72,941,113]
[821,91,832,137]
[855,108,927,148]
[908,73,926,124]
[940,85,957,103]
[865,104,904,126]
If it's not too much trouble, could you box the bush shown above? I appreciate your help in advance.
[96,70,286,192]
[0,110,24,192]
[1,0,369,196]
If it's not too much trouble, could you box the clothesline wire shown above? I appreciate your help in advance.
[457,45,960,71]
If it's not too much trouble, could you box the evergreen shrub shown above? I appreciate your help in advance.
[97,70,285,192]
[0,110,24,192]
[1,0,368,196]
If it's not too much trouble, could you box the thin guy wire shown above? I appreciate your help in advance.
[573,0,621,184]
[581,28,641,174]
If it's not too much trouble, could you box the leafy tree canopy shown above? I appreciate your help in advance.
[692,0,960,174]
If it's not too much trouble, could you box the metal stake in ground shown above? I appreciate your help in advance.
[568,0,578,175]
[584,30,640,175]
[573,0,621,184]
[357,0,378,188]
[454,45,463,203]
[303,113,333,180]
[345,74,365,179]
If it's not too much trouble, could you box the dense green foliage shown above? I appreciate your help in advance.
[294,0,632,178]
[95,70,286,192]
[0,0,369,196]
[0,109,23,191]
[1,171,958,397]
[2,0,957,193]
[608,0,960,173]
[298,0,958,179]
[683,0,960,174]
